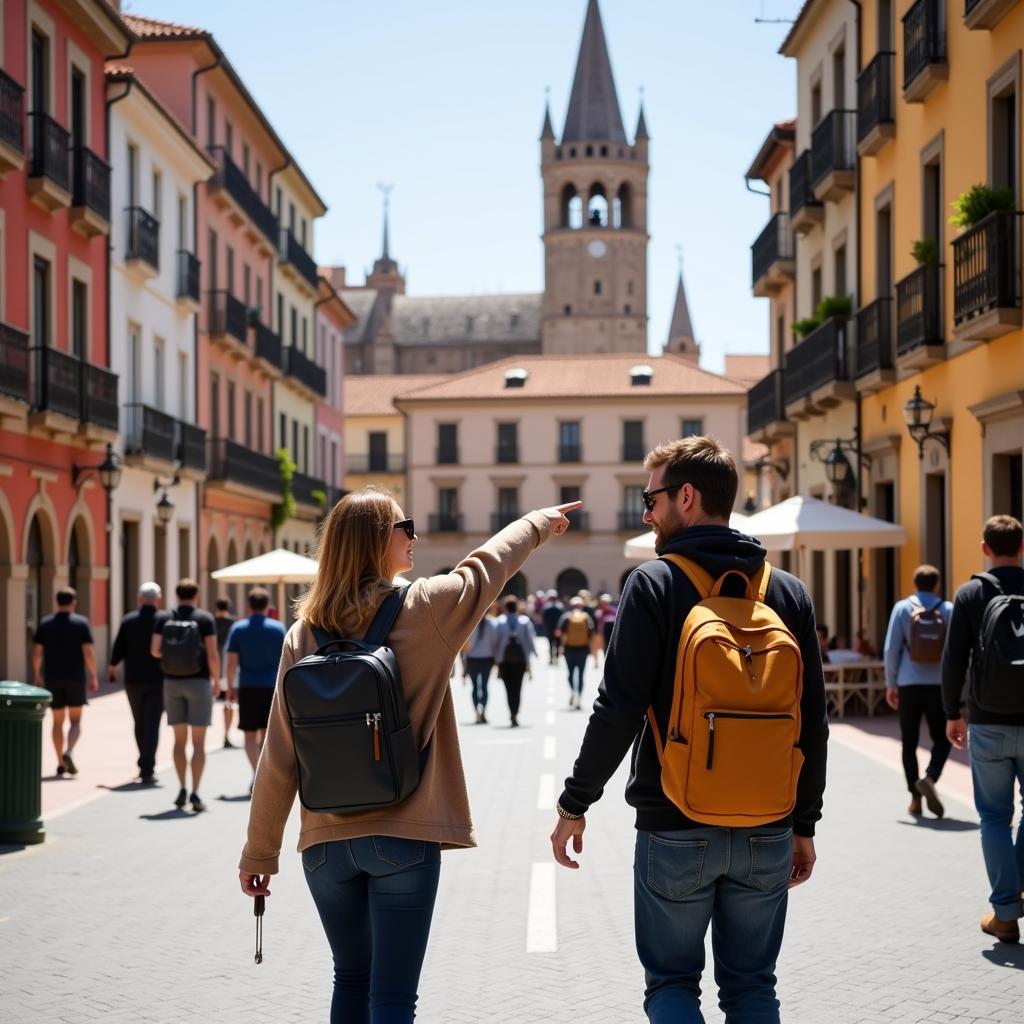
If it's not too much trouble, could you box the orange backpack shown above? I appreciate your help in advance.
[646,554,805,828]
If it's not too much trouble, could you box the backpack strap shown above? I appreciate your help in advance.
[364,585,411,646]
[973,572,1006,596]
[659,553,714,600]
[752,561,772,602]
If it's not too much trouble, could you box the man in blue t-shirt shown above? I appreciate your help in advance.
[226,587,287,786]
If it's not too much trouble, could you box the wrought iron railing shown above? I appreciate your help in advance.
[903,0,946,90]
[558,444,582,463]
[28,111,69,192]
[895,264,944,354]
[789,149,822,220]
[0,69,24,154]
[284,346,327,396]
[208,146,278,243]
[208,290,248,344]
[81,363,118,432]
[617,511,647,531]
[811,110,857,188]
[751,213,795,287]
[783,318,850,403]
[72,146,110,221]
[0,322,29,404]
[429,513,464,533]
[279,228,319,289]
[124,403,176,462]
[495,443,519,464]
[254,322,282,369]
[30,346,79,420]
[207,438,280,495]
[952,211,1021,326]
[436,446,459,465]
[176,250,200,304]
[622,442,647,463]
[857,52,895,143]
[855,298,894,377]
[126,206,159,270]
[747,368,787,436]
[491,512,521,531]
[347,454,405,474]
[292,471,328,508]
[175,420,207,473]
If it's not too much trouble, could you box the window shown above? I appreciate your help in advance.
[774,176,783,214]
[834,243,847,300]
[177,195,188,252]
[832,45,846,110]
[301,219,307,248]
[330,440,338,486]
[256,277,263,317]
[811,265,823,309]
[291,419,299,463]
[288,202,296,231]
[438,487,459,527]
[923,151,943,254]
[681,418,703,437]
[243,264,251,306]
[126,142,137,208]
[437,423,458,464]
[32,256,50,349]
[993,452,1023,523]
[276,186,282,216]
[178,351,188,419]
[302,317,308,351]
[153,337,165,409]
[255,162,263,198]
[257,397,265,451]
[776,313,786,361]
[559,421,581,461]
[209,372,220,438]
[127,322,141,403]
[989,60,1019,201]
[224,119,233,156]
[368,431,388,472]
[622,420,645,461]
[226,380,236,441]
[242,142,250,178]
[152,169,162,222]
[70,67,85,148]
[277,293,284,333]
[206,95,216,149]
[564,304,572,315]
[560,485,581,506]
[497,486,519,525]
[31,29,48,113]
[290,304,297,346]
[594,280,602,296]
[226,246,235,295]
[303,425,310,472]
[71,279,86,359]
[876,198,892,298]
[878,0,893,51]
[244,389,252,447]
[496,422,518,463]
[623,485,645,528]
[207,228,218,291]
[279,412,287,450]
[811,80,822,126]
[318,433,326,478]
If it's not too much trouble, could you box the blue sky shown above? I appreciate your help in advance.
[125,0,803,372]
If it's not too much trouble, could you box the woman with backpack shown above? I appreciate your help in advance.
[463,604,498,724]
[494,596,537,728]
[237,487,580,1024]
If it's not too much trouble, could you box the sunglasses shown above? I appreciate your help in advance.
[641,485,680,513]
[393,518,415,540]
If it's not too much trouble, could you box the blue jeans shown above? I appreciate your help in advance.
[465,657,492,710]
[564,647,588,695]
[635,827,792,1023]
[302,837,441,1023]
[968,723,1024,921]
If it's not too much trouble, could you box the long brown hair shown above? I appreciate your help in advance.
[294,487,399,633]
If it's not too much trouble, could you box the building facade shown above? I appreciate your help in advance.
[314,275,354,505]
[0,0,131,677]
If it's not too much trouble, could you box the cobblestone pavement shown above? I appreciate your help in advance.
[3,647,1023,1024]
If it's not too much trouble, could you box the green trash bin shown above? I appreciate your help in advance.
[0,681,52,845]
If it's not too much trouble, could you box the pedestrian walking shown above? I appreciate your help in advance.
[31,587,98,777]
[226,588,287,790]
[494,596,536,727]
[214,598,237,748]
[550,436,828,1022]
[108,582,165,784]
[238,488,580,1023]
[595,592,618,666]
[556,596,594,708]
[151,579,220,813]
[463,606,498,723]
[541,590,564,665]
[883,564,953,817]
[942,514,1024,944]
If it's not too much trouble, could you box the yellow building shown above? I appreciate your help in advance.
[856,0,1023,641]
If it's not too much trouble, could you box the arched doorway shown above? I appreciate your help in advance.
[0,502,12,677]
[556,567,588,599]
[26,514,56,669]
[225,538,239,615]
[205,535,220,611]
[67,517,91,618]
[500,571,527,600]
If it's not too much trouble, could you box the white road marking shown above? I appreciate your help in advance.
[537,773,555,809]
[546,693,555,706]
[545,710,556,725]
[543,735,557,760]
[526,862,557,953]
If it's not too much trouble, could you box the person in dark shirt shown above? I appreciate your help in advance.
[541,591,564,665]
[108,581,165,784]
[550,436,827,1022]
[214,598,237,748]
[32,587,97,777]
[942,514,1024,945]
[152,578,220,813]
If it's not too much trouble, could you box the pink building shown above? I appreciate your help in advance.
[0,0,131,677]
[315,274,354,503]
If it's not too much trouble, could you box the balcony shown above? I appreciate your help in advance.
[895,263,945,369]
[788,150,824,234]
[903,0,947,103]
[207,291,248,351]
[0,70,25,177]
[80,362,118,441]
[566,509,590,533]
[811,110,856,203]
[952,211,1022,343]
[347,453,405,475]
[964,0,1021,30]
[176,251,201,313]
[747,368,793,443]
[207,146,278,249]
[617,510,647,532]
[206,438,281,501]
[125,207,159,278]
[29,347,80,434]
[751,213,795,297]
[429,513,464,533]
[175,420,207,478]
[124,403,177,469]
[495,443,519,464]
[27,112,70,212]
[491,512,521,531]
[854,298,895,393]
[783,317,853,417]
[0,323,30,418]
[69,146,110,238]
[278,229,319,291]
[292,471,329,514]
[558,443,582,463]
[253,322,283,375]
[283,345,327,398]
[436,446,459,465]
[857,52,895,156]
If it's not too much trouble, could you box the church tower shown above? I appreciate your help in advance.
[541,0,649,355]
[663,263,701,365]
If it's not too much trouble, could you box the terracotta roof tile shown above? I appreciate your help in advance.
[123,14,207,39]
[724,354,771,386]
[343,375,450,417]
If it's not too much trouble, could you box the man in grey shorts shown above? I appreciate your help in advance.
[151,579,220,812]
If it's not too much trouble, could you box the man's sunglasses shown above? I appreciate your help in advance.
[641,485,680,513]
[393,518,416,540]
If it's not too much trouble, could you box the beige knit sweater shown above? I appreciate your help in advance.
[239,511,552,875]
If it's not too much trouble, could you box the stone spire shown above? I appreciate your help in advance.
[635,101,649,140]
[561,0,627,144]
[665,255,700,365]
[540,99,555,140]
[367,183,405,294]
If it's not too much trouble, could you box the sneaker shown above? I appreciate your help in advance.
[190,792,206,813]
[908,796,923,816]
[140,774,157,786]
[981,912,1020,943]
[61,752,78,775]
[173,787,188,809]
[223,737,235,749]
[914,777,944,818]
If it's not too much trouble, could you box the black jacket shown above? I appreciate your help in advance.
[110,605,164,686]
[558,525,829,837]
[941,566,1024,726]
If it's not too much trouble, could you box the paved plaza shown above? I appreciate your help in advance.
[2,648,1023,1024]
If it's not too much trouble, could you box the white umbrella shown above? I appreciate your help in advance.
[211,548,319,618]
[740,495,906,552]
[623,512,752,561]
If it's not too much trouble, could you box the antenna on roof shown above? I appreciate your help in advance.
[376,182,394,260]
[754,0,795,23]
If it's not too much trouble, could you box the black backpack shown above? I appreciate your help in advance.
[282,586,422,815]
[161,611,204,677]
[501,619,527,667]
[969,572,1024,714]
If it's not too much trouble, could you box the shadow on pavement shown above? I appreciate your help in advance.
[897,817,979,832]
[139,809,198,822]
[216,794,252,803]
[982,944,1024,969]
[98,781,161,794]
[0,843,28,856]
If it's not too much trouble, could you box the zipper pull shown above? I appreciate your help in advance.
[742,645,756,679]
[706,712,715,771]
[372,713,381,761]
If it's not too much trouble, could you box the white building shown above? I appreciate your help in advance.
[106,66,213,622]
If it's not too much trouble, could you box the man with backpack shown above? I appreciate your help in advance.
[556,596,594,709]
[550,436,828,1022]
[883,565,953,817]
[494,596,536,727]
[541,590,564,664]
[151,579,220,812]
[942,514,1024,944]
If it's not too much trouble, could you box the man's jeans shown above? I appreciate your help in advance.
[968,724,1024,921]
[564,647,588,695]
[635,826,792,1023]
[303,836,441,1024]
[465,657,492,711]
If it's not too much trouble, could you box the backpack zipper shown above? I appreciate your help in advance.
[366,712,382,761]
[703,711,794,770]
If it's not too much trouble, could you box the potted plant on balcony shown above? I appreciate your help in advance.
[271,448,296,544]
[792,316,821,339]
[910,237,939,266]
[247,306,262,328]
[815,294,852,321]
[949,184,1016,231]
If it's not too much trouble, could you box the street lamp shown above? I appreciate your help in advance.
[155,490,175,525]
[809,434,860,503]
[902,385,950,460]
